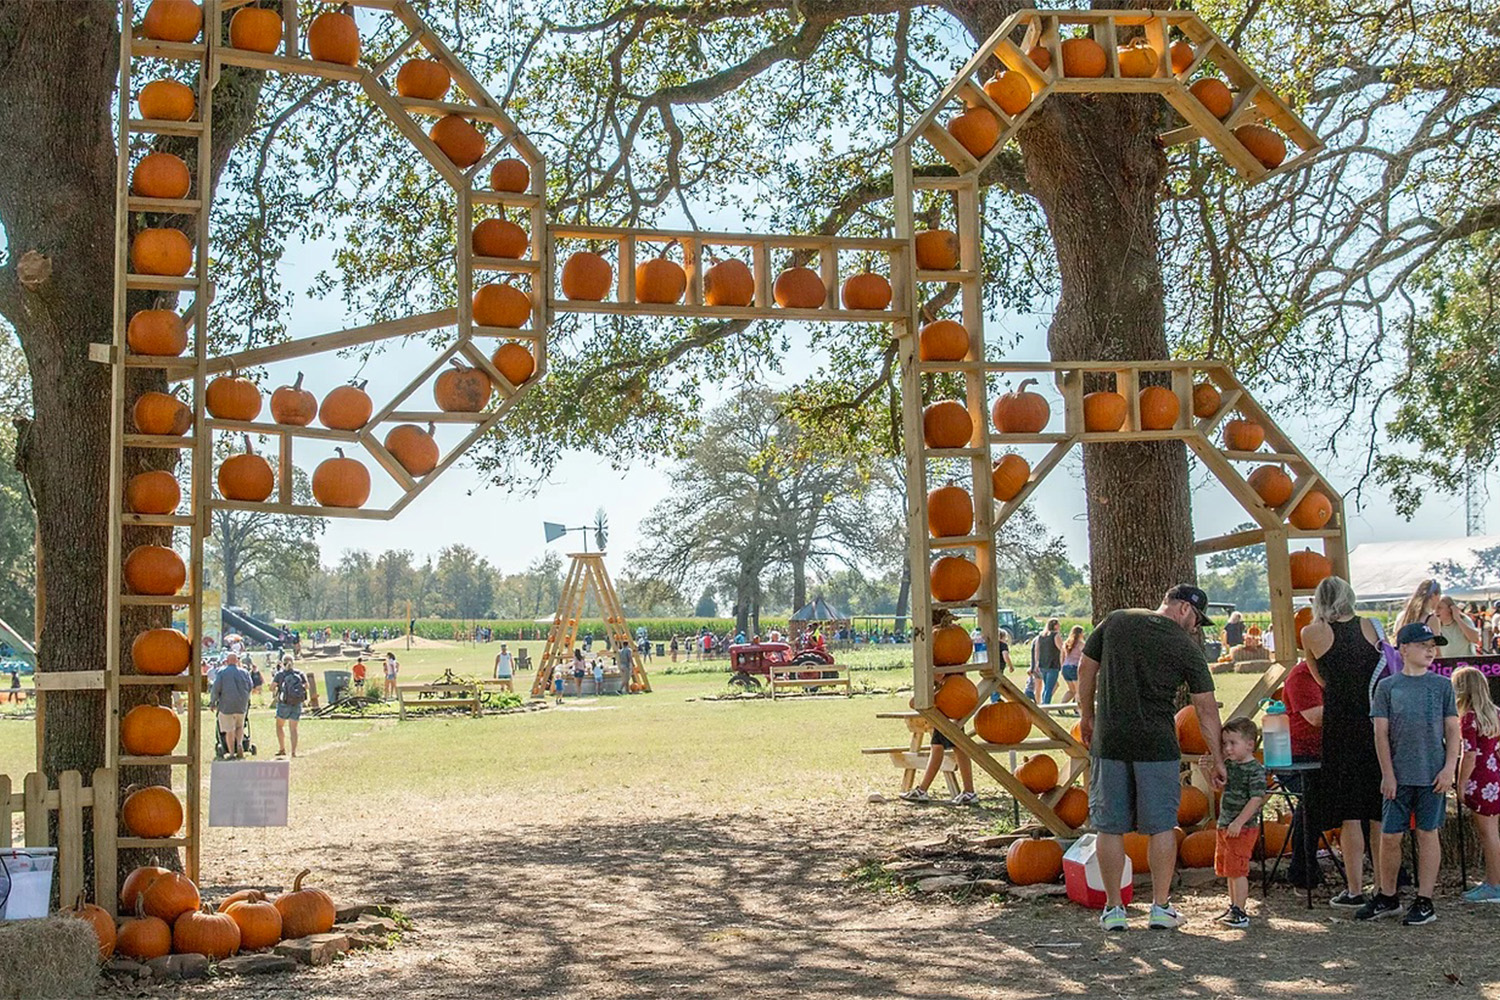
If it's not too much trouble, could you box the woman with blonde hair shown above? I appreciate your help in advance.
[1301,575,1387,909]
[1452,666,1500,902]
[1395,579,1442,633]
[1059,625,1086,703]
[1433,596,1481,656]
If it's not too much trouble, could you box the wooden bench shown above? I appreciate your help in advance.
[397,682,480,719]
[767,665,851,699]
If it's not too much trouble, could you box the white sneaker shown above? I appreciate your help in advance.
[951,791,979,806]
[1149,902,1186,929]
[899,787,930,803]
[1100,905,1129,932]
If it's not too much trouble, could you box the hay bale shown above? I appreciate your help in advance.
[1234,658,1274,675]
[0,916,98,999]
[1210,661,1235,675]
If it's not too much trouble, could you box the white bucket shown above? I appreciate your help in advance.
[1,848,57,920]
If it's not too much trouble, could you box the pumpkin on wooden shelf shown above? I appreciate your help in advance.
[173,906,240,959]
[1138,385,1180,430]
[934,673,979,720]
[1054,787,1089,829]
[930,555,980,602]
[984,70,1031,115]
[319,380,371,431]
[561,251,613,301]
[1295,606,1313,648]
[385,422,440,477]
[307,8,360,65]
[636,256,688,304]
[927,484,973,538]
[1017,754,1059,793]
[1289,489,1333,530]
[1117,39,1158,78]
[270,372,316,426]
[64,892,117,961]
[1179,828,1217,868]
[1289,548,1333,589]
[490,157,530,192]
[1248,464,1294,507]
[703,257,754,307]
[1006,833,1064,885]
[841,272,892,311]
[991,378,1050,434]
[1235,124,1287,168]
[131,152,190,200]
[218,436,274,502]
[991,453,1031,502]
[772,267,826,309]
[975,700,1030,744]
[1027,46,1051,72]
[138,79,195,121]
[914,229,960,271]
[472,217,528,259]
[228,5,281,52]
[922,400,973,448]
[1083,390,1128,432]
[224,893,282,950]
[1175,704,1209,754]
[947,105,999,157]
[1189,78,1233,119]
[116,911,173,961]
[429,115,485,167]
[126,470,181,515]
[1121,831,1150,872]
[1223,418,1265,452]
[1177,784,1209,826]
[1060,36,1107,77]
[127,309,187,357]
[491,342,536,387]
[131,228,192,276]
[122,785,184,841]
[1191,381,1221,418]
[473,282,532,328]
[123,545,186,596]
[121,703,181,757]
[931,623,974,666]
[274,869,337,939]
[206,372,262,421]
[918,319,968,361]
[312,448,371,509]
[141,0,201,42]
[131,628,190,675]
[434,359,493,413]
[121,866,171,915]
[1170,40,1196,74]
[395,57,451,100]
[132,391,192,437]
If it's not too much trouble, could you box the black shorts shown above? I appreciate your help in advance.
[931,726,954,748]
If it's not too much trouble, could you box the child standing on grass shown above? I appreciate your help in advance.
[1214,717,1267,929]
[1356,622,1460,925]
[1452,666,1500,903]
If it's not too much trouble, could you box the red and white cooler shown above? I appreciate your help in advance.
[1063,834,1133,909]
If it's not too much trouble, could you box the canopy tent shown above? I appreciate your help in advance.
[1348,534,1500,603]
[788,597,848,623]
[0,614,36,666]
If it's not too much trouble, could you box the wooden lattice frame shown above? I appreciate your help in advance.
[528,553,650,696]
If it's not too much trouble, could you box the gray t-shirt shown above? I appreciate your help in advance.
[1371,670,1458,785]
[1218,757,1267,827]
[617,644,632,669]
[210,664,253,715]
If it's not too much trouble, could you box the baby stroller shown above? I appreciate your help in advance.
[215,710,257,759]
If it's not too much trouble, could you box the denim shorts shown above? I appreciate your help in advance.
[274,702,301,721]
[1381,784,1446,834]
[1061,662,1079,682]
[1088,757,1182,835]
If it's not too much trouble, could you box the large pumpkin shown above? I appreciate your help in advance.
[385,422,440,477]
[270,372,316,426]
[918,319,968,361]
[141,869,198,922]
[132,391,192,436]
[1191,381,1221,418]
[473,282,532,328]
[127,309,187,356]
[491,342,536,387]
[1082,390,1128,432]
[429,115,485,166]
[123,786,185,841]
[228,6,281,52]
[1223,418,1265,452]
[131,152,190,200]
[930,556,980,602]
[224,893,282,950]
[841,272,892,311]
[1289,489,1333,530]
[1138,385,1180,430]
[395,58,451,100]
[635,257,687,304]
[116,913,172,961]
[138,79,195,121]
[947,106,999,157]
[975,700,1029,744]
[307,9,360,65]
[1054,787,1089,829]
[1179,829,1217,868]
[1189,78,1234,119]
[120,866,171,915]
[991,378,1050,433]
[126,470,181,515]
[1016,754,1059,793]
[131,228,192,276]
[1117,39,1157,78]
[1295,606,1313,648]
[121,703,181,757]
[141,0,201,42]
[1122,832,1151,873]
[1257,820,1292,860]
[173,906,240,959]
[65,892,117,962]
[931,623,973,666]
[984,70,1031,115]
[1175,704,1209,754]
[922,401,972,448]
[1177,784,1209,826]
[1006,834,1064,885]
[472,218,528,259]
[1289,548,1333,589]
[1248,464,1294,507]
[914,229,960,271]
[562,251,613,301]
[927,484,973,538]
[1235,124,1287,168]
[991,453,1031,502]
[123,545,186,596]
[206,373,262,421]
[772,267,826,309]
[1060,37,1107,77]
[933,673,979,720]
[218,437,274,502]
[490,157,530,192]
[319,382,372,430]
[274,869,337,939]
[434,359,493,413]
[704,258,755,307]
[131,628,190,675]
[312,448,371,509]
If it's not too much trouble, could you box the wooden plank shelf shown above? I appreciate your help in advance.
[120,593,193,606]
[214,48,365,82]
[548,224,906,252]
[118,676,199,689]
[129,39,205,61]
[987,433,1072,445]
[471,255,542,272]
[918,361,990,373]
[922,447,986,458]
[208,499,395,521]
[1221,449,1303,463]
[205,418,359,442]
[117,837,192,849]
[929,533,987,549]
[395,95,512,126]
[128,118,205,137]
[122,355,198,373]
[916,269,979,283]
[384,411,489,423]
[123,434,194,449]
[119,755,192,766]
[471,190,541,208]
[122,514,194,527]
[127,196,202,213]
[470,324,543,340]
[548,299,901,324]
[126,273,197,291]
[934,663,994,675]
[932,599,989,610]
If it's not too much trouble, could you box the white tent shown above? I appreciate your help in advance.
[0,614,36,665]
[1348,534,1500,603]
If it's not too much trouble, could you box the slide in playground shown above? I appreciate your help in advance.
[222,606,284,648]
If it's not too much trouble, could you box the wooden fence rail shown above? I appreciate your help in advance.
[1,768,118,913]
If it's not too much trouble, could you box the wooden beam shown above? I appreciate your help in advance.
[206,308,456,372]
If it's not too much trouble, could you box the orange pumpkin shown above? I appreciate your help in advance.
[1170,40,1196,74]
[434,359,493,413]
[384,422,440,477]
[1223,418,1265,452]
[429,115,484,167]
[319,382,371,430]
[228,5,281,52]
[270,372,316,426]
[918,319,968,361]
[395,58,451,100]
[934,673,979,720]
[126,470,181,515]
[561,251,613,301]
[1006,834,1064,885]
[1190,78,1233,119]
[131,628,190,675]
[914,230,960,271]
[132,392,192,436]
[312,448,371,509]
[1175,704,1208,754]
[1289,548,1333,589]
[491,342,536,387]
[927,484,973,538]
[127,309,187,356]
[1060,37,1107,77]
[65,892,116,961]
[947,106,999,157]
[1138,385,1180,430]
[1177,784,1209,826]
[984,70,1031,115]
[131,152,190,200]
[116,913,172,961]
[120,866,171,915]
[121,703,181,757]
[1295,606,1313,648]
[138,79,195,121]
[1235,124,1287,168]
[1249,464,1294,507]
[206,373,262,421]
[991,378,1050,433]
[704,258,754,307]
[922,401,973,448]
[1179,829,1217,868]
[472,218,528,259]
[307,9,360,65]
[224,893,282,950]
[1027,46,1052,72]
[975,700,1030,744]
[931,623,974,666]
[141,0,201,42]
[218,437,274,502]
[130,228,192,276]
[122,785,184,840]
[772,267,826,309]
[1257,820,1292,860]
[1083,390,1128,432]
[1054,787,1089,828]
[1122,832,1151,873]
[173,906,240,959]
[123,545,185,596]
[1117,40,1158,78]
[1016,754,1059,793]
[841,272,892,311]
[274,869,337,939]
[636,257,687,304]
[473,282,532,328]
[930,556,980,602]
[1191,381,1221,418]
[991,453,1031,502]
[1289,489,1333,530]
[490,157,530,192]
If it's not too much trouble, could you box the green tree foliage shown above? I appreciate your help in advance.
[205,464,323,609]
[616,572,689,617]
[433,544,496,619]
[0,418,33,636]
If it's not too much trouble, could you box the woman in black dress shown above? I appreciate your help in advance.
[1302,575,1385,909]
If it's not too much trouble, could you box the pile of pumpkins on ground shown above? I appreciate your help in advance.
[943,33,1288,170]
[62,866,342,965]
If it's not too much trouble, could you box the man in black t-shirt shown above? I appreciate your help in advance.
[1079,584,1226,932]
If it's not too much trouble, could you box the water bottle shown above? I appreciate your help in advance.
[1260,698,1292,767]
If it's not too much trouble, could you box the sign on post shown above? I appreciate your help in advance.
[208,760,289,827]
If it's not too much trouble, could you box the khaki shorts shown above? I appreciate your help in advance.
[217,711,245,734]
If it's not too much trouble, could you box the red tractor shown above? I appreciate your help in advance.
[726,641,836,690]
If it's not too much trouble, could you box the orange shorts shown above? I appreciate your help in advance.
[1214,824,1259,878]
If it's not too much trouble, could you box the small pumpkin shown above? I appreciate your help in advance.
[983,70,1031,115]
[918,319,968,361]
[1138,385,1180,430]
[173,905,240,959]
[116,911,173,961]
[1060,37,1107,78]
[395,57,451,100]
[141,0,201,42]
[490,342,536,387]
[1117,39,1158,78]
[1289,489,1333,530]
[228,6,281,52]
[65,892,117,962]
[991,378,1050,433]
[274,869,337,939]
[1190,78,1234,119]
[123,545,186,596]
[121,867,171,915]
[472,218,528,259]
[130,228,192,276]
[1235,124,1287,168]
[947,106,999,157]
[127,309,187,356]
[132,391,192,436]
[224,892,282,950]
[126,470,181,515]
[1191,381,1221,418]
[1248,464,1294,507]
[138,79,195,121]
[1054,787,1089,829]
[1083,390,1128,432]
[1257,820,1292,860]
[384,422,439,477]
[121,702,181,756]
[1289,548,1333,589]
[1170,39,1196,74]
[206,373,262,421]
[1177,784,1209,826]
[772,267,826,309]
[1175,704,1208,753]
[1027,46,1051,72]
[931,623,974,666]
[1016,754,1059,793]
[1179,829,1217,868]
[704,258,755,307]
[312,448,371,509]
[131,152,190,200]
[218,436,274,502]
[562,251,613,301]
[934,673,979,720]
[974,700,1030,744]
[914,229,960,271]
[270,372,316,426]
[1223,418,1265,452]
[922,400,973,448]
[930,555,980,602]
[841,272,892,311]
[473,282,532,328]
[131,628,191,675]
[122,785,185,840]
[319,381,371,430]
[307,8,360,65]
[490,157,530,192]
[1295,606,1313,648]
[991,453,1031,501]
[927,484,973,538]
[434,359,493,413]
[636,257,687,304]
[429,115,484,167]
[1006,834,1064,885]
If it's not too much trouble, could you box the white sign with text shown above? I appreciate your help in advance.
[208,760,289,827]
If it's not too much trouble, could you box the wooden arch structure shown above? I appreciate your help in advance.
[530,553,651,697]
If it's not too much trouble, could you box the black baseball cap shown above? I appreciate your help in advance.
[1166,584,1214,626]
[1396,622,1447,647]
